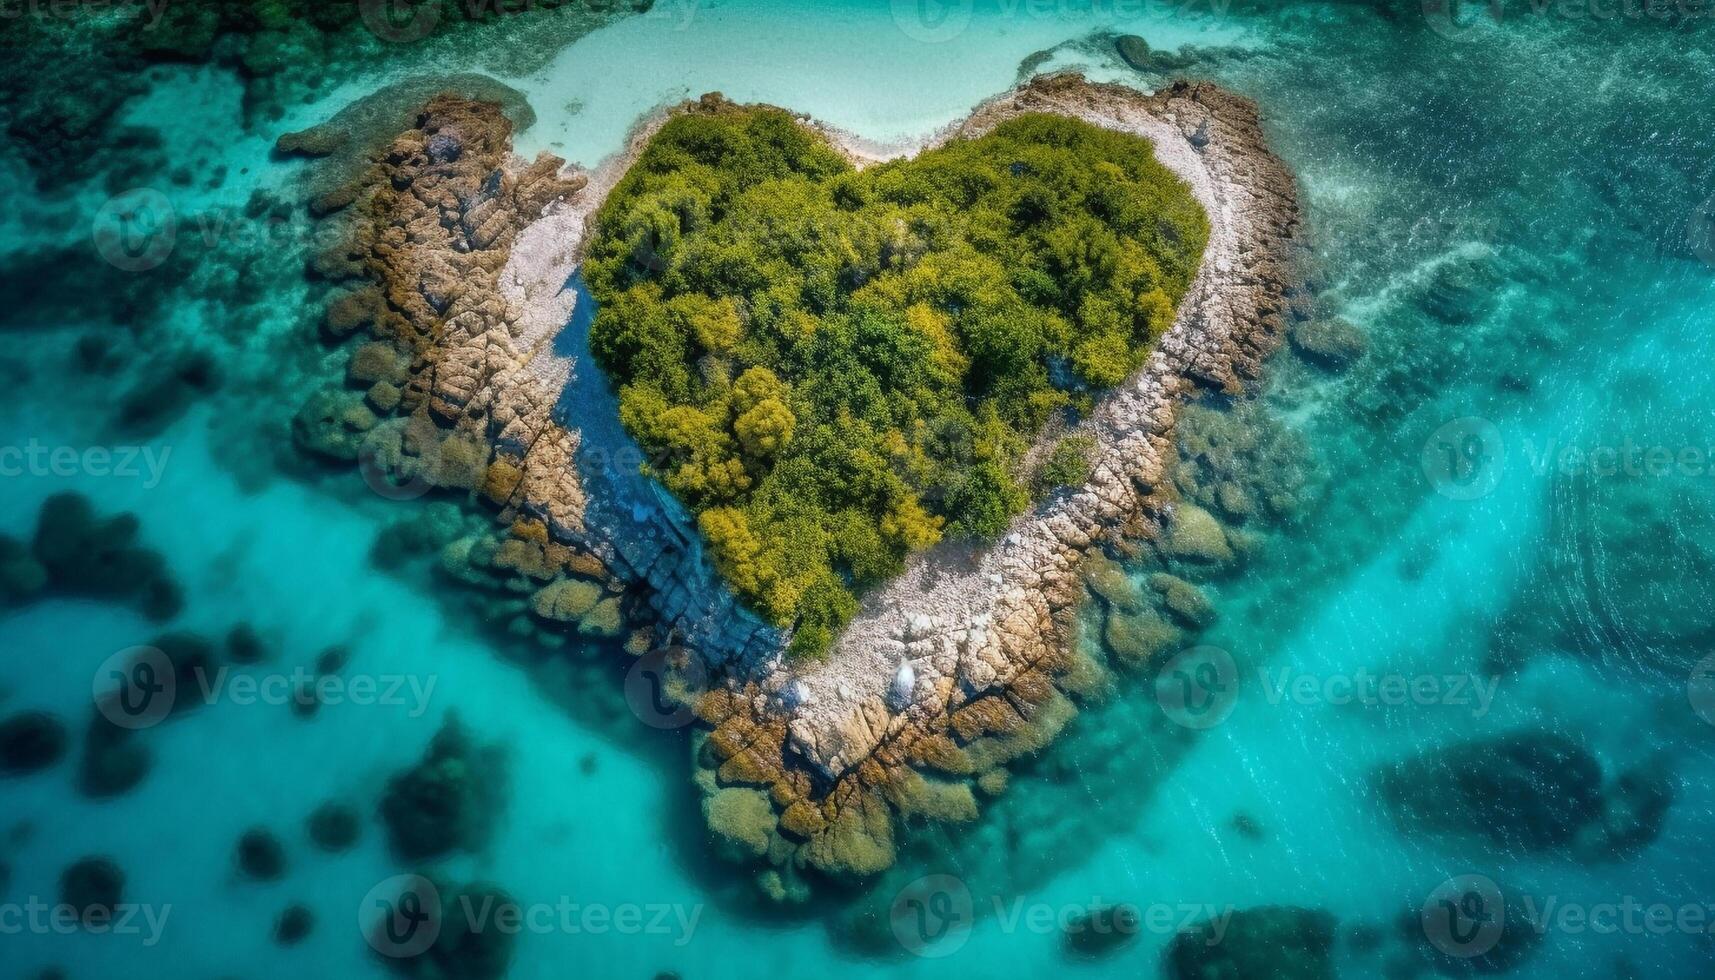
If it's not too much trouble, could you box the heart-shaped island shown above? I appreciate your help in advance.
[290,72,1299,896]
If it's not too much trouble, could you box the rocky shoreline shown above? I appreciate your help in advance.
[289,72,1301,894]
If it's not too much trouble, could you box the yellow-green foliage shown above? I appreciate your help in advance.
[587,107,1208,658]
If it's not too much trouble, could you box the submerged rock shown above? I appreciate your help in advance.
[58,857,124,927]
[275,903,314,946]
[1163,503,1233,564]
[1149,573,1217,629]
[236,828,287,881]
[1063,902,1142,958]
[0,536,47,605]
[378,878,518,980]
[1164,906,1336,980]
[77,714,151,799]
[0,711,69,776]
[379,714,508,861]
[1374,731,1604,853]
[1115,34,1154,70]
[307,801,361,852]
[30,492,182,621]
[1289,317,1368,370]
[225,623,271,664]
[1102,607,1180,669]
[1403,880,1543,976]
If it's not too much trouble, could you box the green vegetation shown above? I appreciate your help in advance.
[1034,435,1097,495]
[586,105,1208,658]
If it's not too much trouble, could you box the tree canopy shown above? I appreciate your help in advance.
[586,105,1208,658]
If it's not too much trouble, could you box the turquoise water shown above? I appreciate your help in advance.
[4,2,1715,978]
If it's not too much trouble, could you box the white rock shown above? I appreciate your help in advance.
[889,661,916,709]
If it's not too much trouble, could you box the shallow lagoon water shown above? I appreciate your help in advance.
[4,2,1715,978]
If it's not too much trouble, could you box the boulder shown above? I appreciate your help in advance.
[1082,554,1143,612]
[1102,608,1180,669]
[1164,503,1233,564]
[1115,34,1152,71]
[529,579,601,622]
[1149,573,1216,629]
[1063,903,1141,958]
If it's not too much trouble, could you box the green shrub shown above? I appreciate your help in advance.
[1036,435,1096,494]
[587,106,1208,658]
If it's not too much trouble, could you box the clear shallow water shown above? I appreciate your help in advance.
[4,3,1715,978]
